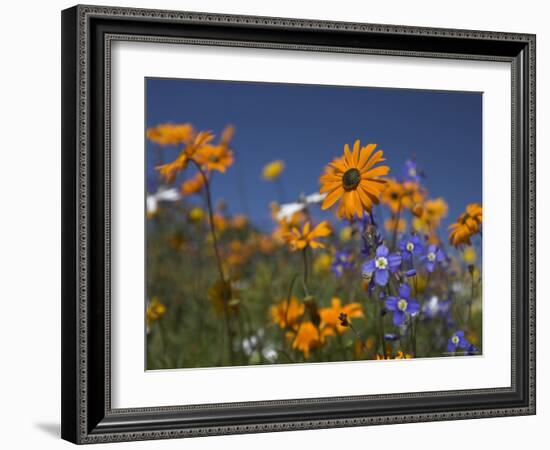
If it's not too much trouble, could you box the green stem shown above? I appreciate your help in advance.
[391,202,402,250]
[302,247,310,296]
[191,159,234,364]
[192,161,225,281]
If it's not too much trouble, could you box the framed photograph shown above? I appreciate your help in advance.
[61,4,536,444]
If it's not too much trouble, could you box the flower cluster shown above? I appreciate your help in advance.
[146,125,482,369]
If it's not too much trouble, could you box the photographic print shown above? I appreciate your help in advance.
[145,78,483,370]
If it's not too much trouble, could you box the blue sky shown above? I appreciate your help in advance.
[146,78,482,231]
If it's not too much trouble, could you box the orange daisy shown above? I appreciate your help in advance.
[319,297,364,335]
[448,203,482,247]
[289,321,329,358]
[319,140,389,219]
[284,221,331,251]
[270,296,305,329]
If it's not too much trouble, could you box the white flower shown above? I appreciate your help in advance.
[146,187,181,215]
[275,192,327,221]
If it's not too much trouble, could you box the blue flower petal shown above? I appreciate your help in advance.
[376,244,389,257]
[388,253,402,270]
[374,268,389,286]
[393,310,405,326]
[385,296,398,311]
[362,259,375,274]
[398,283,411,299]
[407,299,420,314]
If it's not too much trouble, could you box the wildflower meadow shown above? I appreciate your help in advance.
[145,80,482,369]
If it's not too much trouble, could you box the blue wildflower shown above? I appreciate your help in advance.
[331,251,353,277]
[383,333,400,341]
[447,330,469,352]
[420,244,445,272]
[385,283,420,326]
[398,234,424,261]
[362,244,402,286]
[466,343,480,355]
[403,159,422,183]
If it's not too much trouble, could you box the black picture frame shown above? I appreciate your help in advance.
[61,4,536,444]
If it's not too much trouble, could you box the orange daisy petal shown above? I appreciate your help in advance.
[363,165,390,179]
[321,187,344,209]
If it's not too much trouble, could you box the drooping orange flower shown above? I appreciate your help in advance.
[319,140,389,219]
[156,129,215,182]
[271,296,305,329]
[146,123,193,146]
[448,203,483,247]
[284,221,331,251]
[195,125,235,173]
[319,297,364,335]
[180,172,205,196]
[289,321,329,358]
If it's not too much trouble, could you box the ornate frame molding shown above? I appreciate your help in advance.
[61,4,536,444]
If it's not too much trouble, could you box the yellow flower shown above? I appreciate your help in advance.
[384,217,407,233]
[339,226,353,242]
[188,207,204,222]
[271,296,305,329]
[413,197,448,235]
[289,321,329,358]
[313,252,332,274]
[146,297,166,327]
[180,172,205,196]
[146,123,193,146]
[424,198,448,225]
[462,246,477,265]
[319,140,389,219]
[448,203,482,247]
[262,160,285,180]
[284,221,331,251]
[319,297,364,335]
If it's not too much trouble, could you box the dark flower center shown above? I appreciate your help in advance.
[342,168,361,190]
